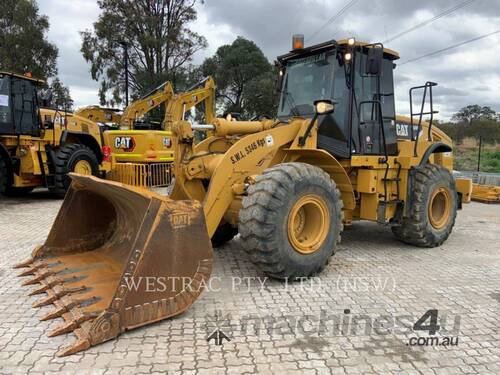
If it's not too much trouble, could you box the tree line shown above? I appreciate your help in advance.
[0,0,277,118]
[438,105,500,145]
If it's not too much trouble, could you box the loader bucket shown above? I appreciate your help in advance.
[14,174,213,356]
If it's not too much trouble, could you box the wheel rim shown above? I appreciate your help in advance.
[428,187,451,230]
[73,160,92,175]
[287,194,330,254]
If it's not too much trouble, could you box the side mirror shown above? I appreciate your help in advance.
[314,99,336,115]
[366,46,383,75]
[298,99,337,147]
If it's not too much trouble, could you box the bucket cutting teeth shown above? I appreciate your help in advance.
[21,269,54,286]
[40,295,98,321]
[57,338,91,357]
[48,311,100,337]
[40,306,68,321]
[28,275,64,296]
[17,262,47,277]
[32,285,87,308]
[13,257,36,269]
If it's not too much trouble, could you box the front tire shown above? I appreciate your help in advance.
[0,155,11,196]
[49,144,99,197]
[211,223,238,248]
[239,163,343,280]
[392,164,457,247]
[0,155,35,196]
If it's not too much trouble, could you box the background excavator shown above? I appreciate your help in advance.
[16,36,472,356]
[101,77,215,188]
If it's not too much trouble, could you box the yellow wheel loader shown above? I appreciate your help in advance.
[15,37,472,356]
[0,72,107,197]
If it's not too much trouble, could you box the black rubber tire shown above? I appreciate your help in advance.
[5,186,35,196]
[211,223,238,248]
[49,144,99,198]
[392,164,457,247]
[239,162,343,280]
[0,155,36,196]
[0,155,11,196]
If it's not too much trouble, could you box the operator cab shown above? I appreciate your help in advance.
[0,72,43,137]
[276,37,400,159]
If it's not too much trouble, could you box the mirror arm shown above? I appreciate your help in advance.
[298,112,319,147]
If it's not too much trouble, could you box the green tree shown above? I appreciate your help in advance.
[451,104,497,124]
[466,119,500,144]
[81,0,207,106]
[200,37,277,118]
[49,78,74,111]
[0,0,58,80]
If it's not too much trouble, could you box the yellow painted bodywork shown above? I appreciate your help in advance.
[74,106,123,124]
[101,77,216,188]
[471,183,500,203]
[168,107,470,236]
[1,108,104,188]
[103,130,174,163]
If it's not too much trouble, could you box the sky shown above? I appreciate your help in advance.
[38,0,500,120]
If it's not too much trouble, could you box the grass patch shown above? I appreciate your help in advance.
[454,145,500,173]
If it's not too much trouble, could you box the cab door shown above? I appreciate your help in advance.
[0,74,14,134]
[10,77,41,137]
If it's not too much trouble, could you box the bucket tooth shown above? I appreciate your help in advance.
[17,267,36,277]
[22,270,53,286]
[29,284,51,296]
[32,286,87,308]
[32,296,54,308]
[56,338,91,357]
[40,306,67,321]
[17,262,46,277]
[48,320,79,337]
[47,311,98,337]
[28,276,63,296]
[13,257,35,269]
[40,295,92,321]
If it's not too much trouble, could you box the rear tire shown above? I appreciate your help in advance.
[239,162,343,280]
[49,144,99,198]
[392,164,457,247]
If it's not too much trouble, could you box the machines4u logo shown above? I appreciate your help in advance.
[114,136,136,152]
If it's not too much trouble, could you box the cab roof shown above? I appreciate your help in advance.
[0,71,45,85]
[277,39,400,63]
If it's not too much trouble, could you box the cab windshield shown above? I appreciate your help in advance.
[278,50,336,118]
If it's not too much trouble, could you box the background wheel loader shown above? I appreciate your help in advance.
[16,37,472,356]
[0,71,106,197]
